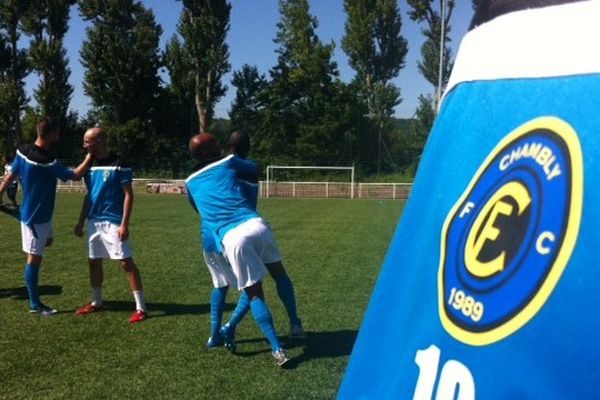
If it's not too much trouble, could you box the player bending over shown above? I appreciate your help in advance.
[0,117,94,315]
[73,127,147,323]
[216,131,304,350]
[185,132,289,367]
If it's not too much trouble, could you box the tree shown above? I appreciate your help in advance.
[177,0,231,132]
[22,0,76,121]
[342,0,408,117]
[0,0,31,150]
[228,64,267,137]
[407,0,455,107]
[258,0,347,165]
[342,0,408,173]
[163,34,197,136]
[79,0,162,126]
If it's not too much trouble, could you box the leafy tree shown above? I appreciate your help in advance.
[163,34,197,137]
[407,0,455,105]
[228,64,267,137]
[0,0,31,150]
[342,0,408,118]
[22,0,76,121]
[342,0,408,173]
[257,0,347,165]
[79,0,162,126]
[177,0,231,132]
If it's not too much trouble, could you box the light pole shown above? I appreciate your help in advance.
[436,0,447,112]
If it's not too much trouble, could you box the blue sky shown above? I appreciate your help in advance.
[26,0,474,120]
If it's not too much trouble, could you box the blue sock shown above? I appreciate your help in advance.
[250,297,281,352]
[275,274,301,326]
[210,287,228,339]
[24,263,40,309]
[226,290,251,331]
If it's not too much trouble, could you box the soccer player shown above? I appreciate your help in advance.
[0,117,94,315]
[186,132,289,367]
[73,127,147,323]
[218,131,304,348]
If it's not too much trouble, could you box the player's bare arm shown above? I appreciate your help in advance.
[0,171,15,199]
[119,183,134,241]
[74,194,90,237]
[71,153,95,180]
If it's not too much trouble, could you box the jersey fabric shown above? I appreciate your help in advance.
[339,2,600,399]
[11,144,74,225]
[186,155,259,251]
[84,155,132,225]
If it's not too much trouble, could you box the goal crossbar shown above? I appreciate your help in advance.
[266,165,355,199]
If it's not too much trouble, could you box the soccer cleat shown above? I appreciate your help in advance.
[272,349,290,367]
[29,303,58,316]
[129,309,147,323]
[206,335,224,349]
[289,322,306,340]
[75,303,103,316]
[220,323,237,352]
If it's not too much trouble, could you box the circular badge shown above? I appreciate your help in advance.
[438,117,583,346]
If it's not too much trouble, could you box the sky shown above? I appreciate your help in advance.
[25,0,475,120]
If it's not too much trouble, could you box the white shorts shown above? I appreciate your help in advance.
[87,220,133,260]
[203,251,237,289]
[21,222,53,256]
[222,218,282,290]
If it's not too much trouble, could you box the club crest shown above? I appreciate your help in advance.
[438,117,583,346]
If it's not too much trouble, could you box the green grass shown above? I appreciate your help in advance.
[0,194,403,400]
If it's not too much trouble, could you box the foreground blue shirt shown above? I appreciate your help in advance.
[11,144,74,225]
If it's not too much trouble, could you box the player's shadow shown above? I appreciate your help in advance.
[0,285,62,300]
[96,300,234,317]
[233,329,358,368]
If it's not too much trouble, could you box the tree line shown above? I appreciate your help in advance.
[0,0,480,179]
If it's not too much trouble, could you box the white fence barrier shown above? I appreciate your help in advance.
[55,179,413,200]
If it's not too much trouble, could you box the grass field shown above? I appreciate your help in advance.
[0,194,404,400]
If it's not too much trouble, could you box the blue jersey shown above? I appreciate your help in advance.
[11,144,75,225]
[84,156,132,225]
[186,155,259,251]
[339,2,600,399]
[239,179,259,211]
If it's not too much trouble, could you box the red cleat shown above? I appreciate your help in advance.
[129,310,147,323]
[75,303,103,316]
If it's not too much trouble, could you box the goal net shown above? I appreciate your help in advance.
[265,165,355,199]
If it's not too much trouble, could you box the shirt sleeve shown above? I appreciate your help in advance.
[186,189,198,213]
[229,156,259,179]
[10,157,21,175]
[120,167,133,184]
[51,161,76,182]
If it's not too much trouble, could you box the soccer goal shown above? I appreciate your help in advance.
[265,165,356,199]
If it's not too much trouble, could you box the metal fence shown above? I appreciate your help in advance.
[54,179,413,200]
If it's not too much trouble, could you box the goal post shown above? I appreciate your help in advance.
[265,165,355,199]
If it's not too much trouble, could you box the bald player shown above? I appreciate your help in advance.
[186,132,289,367]
[0,117,94,315]
[73,127,147,323]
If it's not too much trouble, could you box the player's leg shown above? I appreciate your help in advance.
[203,251,231,348]
[223,221,288,366]
[256,218,304,338]
[220,290,250,351]
[75,258,104,315]
[120,257,147,323]
[76,220,108,315]
[245,283,289,366]
[22,222,56,315]
[265,260,304,338]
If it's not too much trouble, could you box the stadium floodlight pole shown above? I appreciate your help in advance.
[436,0,447,112]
